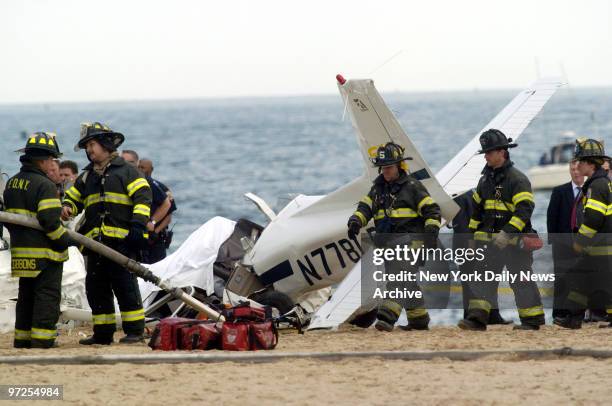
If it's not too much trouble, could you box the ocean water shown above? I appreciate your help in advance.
[2,88,611,249]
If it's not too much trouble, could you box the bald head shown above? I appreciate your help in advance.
[138,158,153,177]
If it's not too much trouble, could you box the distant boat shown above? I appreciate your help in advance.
[528,133,575,190]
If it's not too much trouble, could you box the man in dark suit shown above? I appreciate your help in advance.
[547,160,584,319]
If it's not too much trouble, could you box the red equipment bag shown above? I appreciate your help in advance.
[249,320,278,350]
[221,322,251,351]
[180,323,221,350]
[148,317,221,351]
[221,302,278,351]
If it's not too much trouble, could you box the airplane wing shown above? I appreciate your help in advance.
[436,77,565,198]
[337,76,460,222]
[307,261,363,330]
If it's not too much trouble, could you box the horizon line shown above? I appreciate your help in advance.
[0,84,610,107]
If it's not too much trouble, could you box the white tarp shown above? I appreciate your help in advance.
[139,216,236,308]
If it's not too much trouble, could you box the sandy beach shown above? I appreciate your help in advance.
[0,324,610,405]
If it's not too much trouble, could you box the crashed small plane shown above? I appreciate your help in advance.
[0,75,564,332]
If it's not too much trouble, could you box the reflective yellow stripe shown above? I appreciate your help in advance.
[121,308,145,322]
[585,245,612,256]
[85,227,100,239]
[518,305,544,318]
[578,224,597,239]
[31,327,57,340]
[360,196,372,208]
[354,211,367,227]
[472,191,482,204]
[425,218,441,228]
[101,224,129,239]
[417,196,435,215]
[6,208,36,217]
[607,308,612,315]
[512,192,534,205]
[468,299,491,313]
[381,300,403,317]
[104,192,132,206]
[65,186,82,203]
[46,225,66,240]
[468,218,481,230]
[484,200,514,211]
[126,178,149,197]
[585,199,607,215]
[133,204,151,217]
[12,270,41,277]
[92,313,116,325]
[11,247,68,262]
[84,193,102,209]
[374,208,418,220]
[474,231,491,241]
[37,198,61,211]
[568,291,588,307]
[508,216,526,232]
[64,199,77,214]
[406,308,428,319]
[14,329,31,340]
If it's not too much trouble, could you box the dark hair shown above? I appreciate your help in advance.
[582,157,603,168]
[122,150,139,161]
[59,160,78,174]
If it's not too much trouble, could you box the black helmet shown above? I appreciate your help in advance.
[16,132,62,159]
[74,122,125,152]
[574,138,610,161]
[370,142,413,167]
[477,129,517,154]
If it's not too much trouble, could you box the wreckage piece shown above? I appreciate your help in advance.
[0,211,224,321]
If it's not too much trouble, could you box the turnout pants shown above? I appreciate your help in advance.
[562,254,612,319]
[466,244,544,326]
[86,254,145,340]
[14,262,63,349]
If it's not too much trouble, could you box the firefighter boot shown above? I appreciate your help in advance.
[119,334,145,344]
[375,300,403,332]
[399,311,430,331]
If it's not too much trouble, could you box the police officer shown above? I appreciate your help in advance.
[4,133,73,348]
[458,129,545,331]
[347,142,441,331]
[62,122,152,344]
[554,139,612,329]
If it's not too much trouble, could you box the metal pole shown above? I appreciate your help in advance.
[0,211,224,321]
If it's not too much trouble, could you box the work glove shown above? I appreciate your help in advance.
[125,222,147,251]
[492,230,511,250]
[347,215,362,240]
[423,225,439,249]
[572,242,586,255]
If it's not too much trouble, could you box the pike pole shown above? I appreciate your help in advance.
[0,211,225,321]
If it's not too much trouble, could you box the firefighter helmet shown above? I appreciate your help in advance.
[477,129,517,154]
[16,132,62,158]
[74,122,125,152]
[370,142,413,167]
[574,138,610,161]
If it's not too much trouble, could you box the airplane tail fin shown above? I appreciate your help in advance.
[337,76,459,222]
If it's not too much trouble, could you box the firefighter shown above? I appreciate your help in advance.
[347,142,441,331]
[61,122,152,345]
[554,139,612,329]
[4,132,73,348]
[458,129,545,331]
